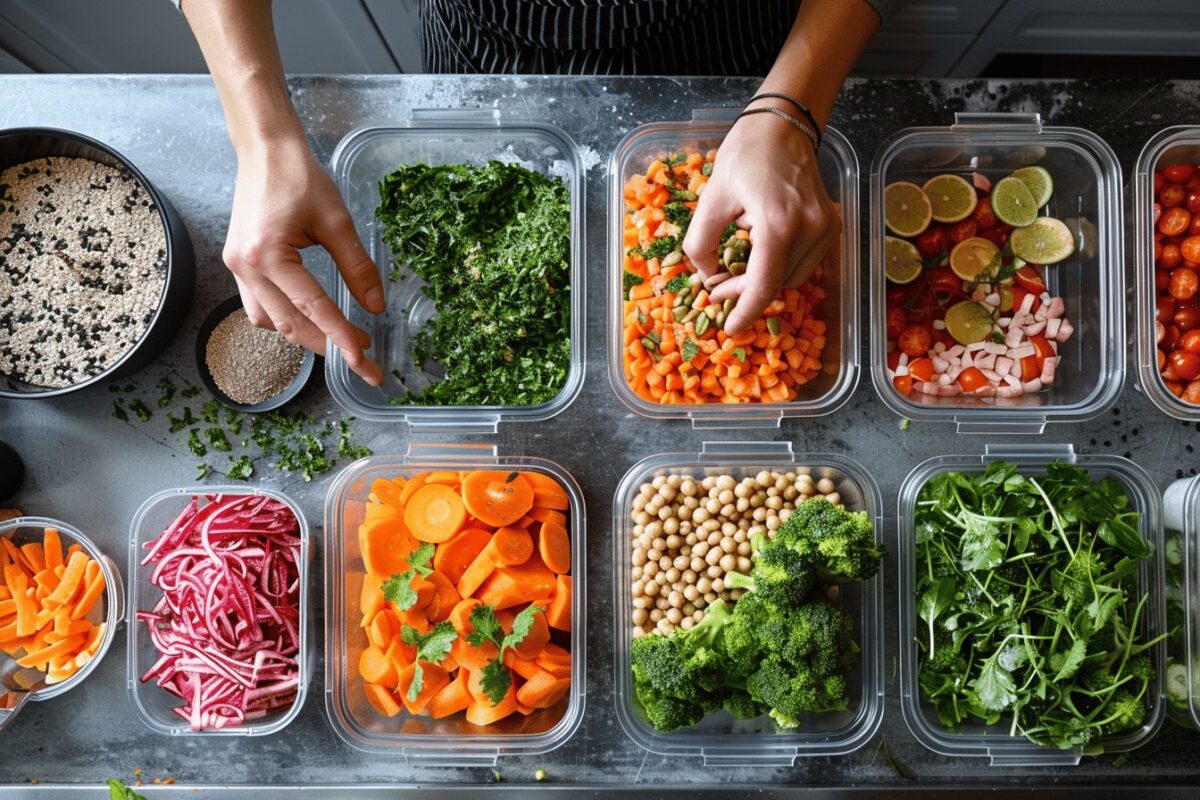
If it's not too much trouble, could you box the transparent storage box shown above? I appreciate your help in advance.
[327,109,585,433]
[1163,476,1200,728]
[607,110,861,428]
[1135,126,1200,420]
[897,445,1165,765]
[126,487,311,736]
[870,113,1125,434]
[612,442,883,764]
[323,445,586,763]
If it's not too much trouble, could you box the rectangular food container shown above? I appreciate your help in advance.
[608,110,861,428]
[897,444,1165,765]
[327,109,585,433]
[612,442,883,765]
[126,486,311,737]
[870,112,1125,434]
[1135,126,1200,419]
[1163,476,1200,728]
[324,445,586,764]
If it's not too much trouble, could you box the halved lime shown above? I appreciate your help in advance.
[922,174,977,223]
[885,181,932,237]
[1010,217,1076,264]
[885,236,923,284]
[944,301,996,345]
[949,236,1000,282]
[991,176,1039,227]
[1011,165,1054,208]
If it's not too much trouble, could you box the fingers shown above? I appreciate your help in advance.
[683,183,741,277]
[235,275,270,328]
[715,234,785,335]
[318,211,386,314]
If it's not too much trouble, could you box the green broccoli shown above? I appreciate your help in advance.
[722,591,772,674]
[1098,689,1147,736]
[634,679,706,732]
[723,546,814,608]
[759,598,857,676]
[774,498,884,582]
[747,652,849,728]
[725,688,768,720]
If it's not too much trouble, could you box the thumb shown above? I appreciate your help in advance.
[683,183,740,277]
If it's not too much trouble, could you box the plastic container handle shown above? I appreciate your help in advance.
[0,687,35,733]
[952,112,1043,133]
[409,108,503,125]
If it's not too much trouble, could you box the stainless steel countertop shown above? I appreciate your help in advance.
[1,74,1199,793]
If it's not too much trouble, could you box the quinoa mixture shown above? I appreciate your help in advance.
[0,157,167,388]
[205,307,305,405]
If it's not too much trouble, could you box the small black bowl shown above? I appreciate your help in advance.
[0,127,195,398]
[0,441,24,503]
[195,295,316,413]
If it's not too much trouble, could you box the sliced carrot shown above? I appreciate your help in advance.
[359,508,418,577]
[547,573,572,631]
[428,668,471,719]
[404,483,467,543]
[367,608,395,650]
[397,661,450,715]
[359,645,398,687]
[523,472,570,510]
[21,542,44,573]
[364,682,402,717]
[17,632,86,669]
[360,573,385,622]
[536,654,571,680]
[461,471,534,527]
[71,573,105,621]
[424,570,461,623]
[449,598,483,638]
[398,472,428,505]
[477,557,556,610]
[456,526,532,599]
[370,477,405,507]
[529,508,567,528]
[537,519,571,575]
[466,683,518,725]
[433,527,491,585]
[450,635,497,671]
[423,471,461,487]
[510,610,550,661]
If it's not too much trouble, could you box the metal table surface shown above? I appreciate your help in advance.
[1,74,1200,794]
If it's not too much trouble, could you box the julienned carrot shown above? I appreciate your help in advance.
[434,527,491,585]
[537,519,570,575]
[461,471,534,527]
[404,483,467,543]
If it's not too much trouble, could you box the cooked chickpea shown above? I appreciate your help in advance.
[706,564,722,579]
[826,492,842,507]
[755,470,772,486]
[690,556,705,573]
[632,608,648,626]
[737,541,752,557]
[737,556,752,573]
[666,608,683,625]
[818,477,836,494]
[684,585,699,602]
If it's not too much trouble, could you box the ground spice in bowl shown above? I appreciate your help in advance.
[204,307,305,405]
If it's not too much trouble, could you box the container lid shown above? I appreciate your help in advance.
[323,444,586,763]
[897,444,1165,765]
[870,113,1125,434]
[607,109,861,429]
[1134,126,1200,420]
[326,109,585,433]
[1163,475,1200,729]
[611,441,883,764]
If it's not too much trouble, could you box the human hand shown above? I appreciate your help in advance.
[683,111,838,334]
[222,136,385,386]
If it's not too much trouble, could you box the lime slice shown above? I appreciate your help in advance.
[944,301,996,345]
[991,176,1039,227]
[949,236,1000,282]
[1011,165,1054,208]
[885,181,932,237]
[885,236,924,284]
[1010,217,1076,265]
[922,174,977,223]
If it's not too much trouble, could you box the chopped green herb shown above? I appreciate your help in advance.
[156,377,176,408]
[206,427,232,453]
[670,189,697,202]
[128,399,152,422]
[701,162,714,177]
[112,399,129,422]
[623,270,644,300]
[466,603,545,705]
[187,428,207,458]
[181,384,202,399]
[196,463,215,480]
[201,399,222,425]
[337,419,372,460]
[108,779,148,800]
[664,274,690,294]
[638,236,679,261]
[227,456,254,481]
[899,418,911,431]
[721,222,739,243]
[168,407,199,433]
[681,339,699,363]
[399,621,458,702]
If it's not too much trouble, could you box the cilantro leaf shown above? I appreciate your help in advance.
[466,604,505,648]
[503,605,544,652]
[128,399,152,422]
[479,659,512,706]
[382,572,418,611]
[227,455,254,481]
[187,428,207,458]
[156,376,176,408]
[112,399,129,422]
[623,270,644,299]
[664,274,690,294]
[681,339,699,363]
[409,542,435,578]
[400,622,458,702]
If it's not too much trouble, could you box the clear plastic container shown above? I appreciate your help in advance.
[0,516,123,703]
[1135,126,1200,420]
[870,112,1125,434]
[897,444,1165,765]
[327,109,585,433]
[126,486,311,736]
[1162,476,1200,728]
[611,442,883,765]
[323,445,586,763]
[607,110,861,428]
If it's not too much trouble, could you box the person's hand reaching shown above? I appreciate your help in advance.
[683,110,838,334]
[222,136,385,386]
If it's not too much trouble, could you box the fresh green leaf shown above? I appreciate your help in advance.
[187,428,207,458]
[206,427,232,453]
[701,162,714,177]
[227,455,254,481]
[664,274,690,294]
[201,399,222,424]
[1051,638,1087,682]
[108,779,147,800]
[681,339,699,363]
[479,658,512,706]
[972,656,1017,712]
[623,270,644,300]
[408,542,435,578]
[502,605,544,653]
[382,571,418,611]
[128,399,152,422]
[112,399,129,422]
[156,376,176,408]
[466,604,505,648]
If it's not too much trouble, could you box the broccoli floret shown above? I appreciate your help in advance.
[724,546,814,608]
[725,688,767,720]
[759,599,857,676]
[634,679,706,732]
[1061,548,1103,605]
[1080,663,1118,694]
[1100,690,1147,736]
[1125,653,1155,683]
[774,498,884,583]
[748,653,849,725]
[723,591,771,675]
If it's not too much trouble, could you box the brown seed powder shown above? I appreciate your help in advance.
[205,308,305,405]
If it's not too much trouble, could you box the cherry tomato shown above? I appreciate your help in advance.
[1182,236,1200,265]
[1156,240,1164,262]
[1157,320,1167,345]
[1155,202,1163,224]
[933,329,956,349]
[1029,334,1056,363]
[1014,265,1046,295]
[898,325,933,359]
[1185,380,1200,404]
[1172,304,1200,333]
[1160,207,1192,237]
[1187,192,1200,214]
[914,225,949,260]
[978,226,1011,249]
[1169,380,1186,398]
[887,349,902,370]
[927,266,961,295]
[1165,164,1196,183]
[1190,215,1200,236]
[886,286,909,305]
[1164,361,1181,382]
[957,367,988,393]
[1158,269,1172,293]
[1171,268,1199,300]
[1182,329,1200,354]
[1020,355,1040,382]
[1166,324,1183,350]
[947,219,978,245]
[1188,176,1200,192]
[908,357,935,382]
[1158,349,1167,370]
[1171,350,1200,382]
[1160,243,1184,269]
[972,196,998,229]
[893,374,914,395]
[1162,183,1186,208]
[1158,295,1178,323]
[886,306,907,339]
[1155,170,1166,194]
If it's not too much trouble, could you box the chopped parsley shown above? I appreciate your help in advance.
[206,427,232,453]
[112,399,129,422]
[623,270,644,299]
[156,377,176,408]
[128,399,152,422]
[227,455,254,481]
[168,407,199,433]
[664,274,690,294]
[187,428,207,458]
[681,339,699,363]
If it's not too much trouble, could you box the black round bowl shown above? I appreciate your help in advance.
[0,127,195,398]
[195,295,316,413]
[0,441,24,503]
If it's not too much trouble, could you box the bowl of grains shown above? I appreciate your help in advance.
[196,295,315,412]
[0,128,194,397]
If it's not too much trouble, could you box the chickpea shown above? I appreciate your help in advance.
[766,516,781,532]
[766,495,783,510]
[779,507,792,522]
[755,470,772,486]
[655,572,669,586]
[704,591,718,604]
[719,552,737,572]
[734,483,749,499]
[657,618,672,634]
[693,609,705,622]
[705,548,721,566]
[826,492,842,507]
[720,536,736,553]
[737,541,752,557]
[680,479,697,496]
[632,626,645,639]
[666,608,683,625]
[684,585,699,602]
[784,486,799,501]
[703,497,719,515]
[652,475,666,489]
[633,494,647,512]
[736,497,750,513]
[650,607,663,621]
[683,496,699,510]
[667,589,683,607]
[632,608,648,626]
[707,564,722,579]
[697,576,712,594]
[693,541,709,558]
[680,617,695,631]
[691,556,705,573]
[658,556,671,571]
[664,518,680,536]
[720,503,736,518]
[685,531,697,545]
[707,530,721,546]
[750,492,765,508]
[683,569,697,584]
[692,507,710,524]
[632,548,646,566]
[666,568,681,584]
[753,507,767,522]
[737,556,752,573]
[701,476,716,491]
[657,596,669,610]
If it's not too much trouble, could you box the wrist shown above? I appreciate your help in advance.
[218,68,307,158]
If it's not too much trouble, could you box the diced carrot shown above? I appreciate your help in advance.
[404,483,467,543]
[516,668,568,710]
[364,682,402,717]
[433,527,491,585]
[465,681,518,726]
[476,557,556,610]
[428,668,471,719]
[359,645,398,687]
[397,661,450,715]
[547,574,571,631]
[537,519,571,575]
[424,570,461,623]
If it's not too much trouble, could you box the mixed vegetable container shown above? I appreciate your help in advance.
[11,107,1200,773]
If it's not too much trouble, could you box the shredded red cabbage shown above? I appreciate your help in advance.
[137,493,302,731]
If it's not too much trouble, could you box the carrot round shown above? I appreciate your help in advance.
[370,477,405,507]
[434,527,491,585]
[404,483,467,543]
[461,471,534,527]
[510,610,550,661]
[477,557,555,610]
[364,682,402,717]
[360,509,418,577]
[424,570,462,623]
[451,635,497,671]
[359,645,397,687]
[515,667,563,709]
[449,598,482,638]
[455,526,532,599]
[523,472,570,511]
[398,661,450,715]
[428,669,471,719]
[537,519,571,575]
[547,573,571,632]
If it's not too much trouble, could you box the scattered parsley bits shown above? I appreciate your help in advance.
[187,429,207,458]
[226,456,254,481]
[156,377,176,408]
[623,270,644,300]
[128,399,152,422]
[168,407,198,433]
[112,400,129,422]
[663,274,690,294]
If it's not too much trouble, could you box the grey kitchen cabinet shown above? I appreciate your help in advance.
[853,0,1002,77]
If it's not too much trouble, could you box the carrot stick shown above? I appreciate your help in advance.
[364,683,402,717]
[71,573,106,620]
[547,574,572,632]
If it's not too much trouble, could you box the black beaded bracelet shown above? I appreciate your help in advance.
[735,107,820,153]
[747,92,823,149]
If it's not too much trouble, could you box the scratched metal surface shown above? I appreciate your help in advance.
[1,75,1199,792]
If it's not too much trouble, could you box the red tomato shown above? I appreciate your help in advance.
[1155,170,1166,194]
[1164,361,1181,382]
[1155,202,1164,224]
[1020,355,1039,382]
[1162,183,1186,208]
[1155,240,1164,262]
[978,226,1010,249]
[1171,350,1200,382]
[1160,243,1184,269]
[898,325,933,359]
[1159,349,1168,370]
[1164,164,1196,184]
[887,349,902,370]
[1187,192,1200,214]
[914,225,949,260]
[1185,380,1200,404]
[886,306,907,339]
[933,329,956,349]
[886,286,910,305]
[1158,270,1172,293]
[1014,265,1046,294]
[893,374,914,395]
[1183,237,1200,265]
[908,357,935,382]
[947,219,978,245]
[1158,295,1178,323]
[1169,380,1186,398]
[1181,329,1200,354]
[1161,207,1192,237]
[1009,286,1041,314]
[1158,320,1167,345]
[972,196,998,229]
[1190,215,1200,236]
[957,367,988,393]
[1166,324,1183,350]
[1171,268,1199,300]
[927,266,961,294]
[1029,334,1056,363]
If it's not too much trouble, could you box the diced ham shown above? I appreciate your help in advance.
[1022,378,1043,393]
[933,357,949,373]
[1040,357,1057,384]
[1045,297,1066,319]
[1056,319,1074,342]
[996,356,1014,376]
[1009,344,1036,359]
[1025,320,1046,336]
[1006,328,1024,348]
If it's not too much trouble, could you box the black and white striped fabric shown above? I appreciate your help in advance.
[421,0,891,75]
